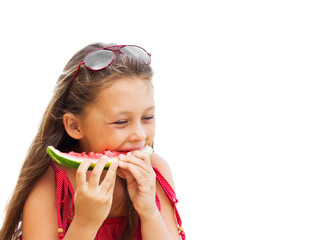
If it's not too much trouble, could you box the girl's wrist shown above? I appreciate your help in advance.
[64,217,100,240]
[72,215,102,233]
[138,207,161,222]
[139,208,173,240]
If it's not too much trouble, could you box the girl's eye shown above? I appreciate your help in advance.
[112,120,128,125]
[111,116,154,125]
[143,115,154,121]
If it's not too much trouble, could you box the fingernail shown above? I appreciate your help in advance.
[118,161,127,167]
[119,154,125,160]
[84,160,92,165]
[110,161,118,168]
[127,152,132,156]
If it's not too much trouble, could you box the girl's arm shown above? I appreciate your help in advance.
[22,167,60,240]
[149,153,181,240]
[22,158,118,240]
[140,209,176,240]
[118,152,181,240]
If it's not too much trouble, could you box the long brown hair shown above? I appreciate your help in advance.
[0,43,153,240]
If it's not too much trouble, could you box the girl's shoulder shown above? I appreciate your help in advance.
[150,152,175,190]
[24,165,56,208]
[22,165,58,239]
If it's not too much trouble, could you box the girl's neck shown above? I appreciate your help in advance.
[108,176,129,218]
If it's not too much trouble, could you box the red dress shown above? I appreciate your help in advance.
[50,162,185,240]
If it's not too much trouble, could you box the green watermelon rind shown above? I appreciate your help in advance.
[46,145,153,170]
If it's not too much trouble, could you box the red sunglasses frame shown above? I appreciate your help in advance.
[65,45,151,99]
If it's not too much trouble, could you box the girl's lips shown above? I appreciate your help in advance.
[117,146,145,153]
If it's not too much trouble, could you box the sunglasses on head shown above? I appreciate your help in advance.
[66,45,151,98]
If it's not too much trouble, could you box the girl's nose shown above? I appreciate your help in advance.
[129,122,146,142]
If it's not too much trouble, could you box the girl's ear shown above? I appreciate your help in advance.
[63,113,84,140]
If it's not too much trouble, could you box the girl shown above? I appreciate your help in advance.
[0,43,185,240]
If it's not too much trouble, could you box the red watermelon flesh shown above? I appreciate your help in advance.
[46,145,153,170]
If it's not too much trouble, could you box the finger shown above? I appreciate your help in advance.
[118,162,135,182]
[76,160,93,186]
[100,161,118,192]
[119,156,154,183]
[119,160,149,183]
[130,150,151,165]
[88,156,109,187]
[119,154,151,174]
[125,163,148,186]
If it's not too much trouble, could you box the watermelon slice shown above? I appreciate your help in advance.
[46,145,153,170]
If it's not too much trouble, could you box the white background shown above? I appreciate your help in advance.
[0,0,326,239]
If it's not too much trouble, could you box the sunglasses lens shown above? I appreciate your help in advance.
[84,50,114,70]
[120,46,151,64]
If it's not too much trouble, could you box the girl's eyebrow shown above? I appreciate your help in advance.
[115,106,155,116]
[145,106,155,111]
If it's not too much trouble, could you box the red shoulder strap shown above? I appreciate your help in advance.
[50,162,75,240]
[153,166,186,240]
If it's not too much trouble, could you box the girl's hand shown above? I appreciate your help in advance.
[73,158,118,230]
[118,150,157,218]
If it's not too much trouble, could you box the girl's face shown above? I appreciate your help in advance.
[78,77,155,153]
